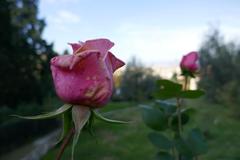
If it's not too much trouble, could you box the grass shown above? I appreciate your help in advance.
[42,100,240,160]
[188,99,240,160]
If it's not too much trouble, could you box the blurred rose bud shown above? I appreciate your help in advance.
[180,51,199,73]
[51,39,125,108]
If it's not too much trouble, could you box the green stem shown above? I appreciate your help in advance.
[184,75,188,90]
[177,98,182,134]
[176,97,182,160]
[176,76,189,160]
[56,127,75,160]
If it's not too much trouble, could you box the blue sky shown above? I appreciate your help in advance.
[39,0,240,66]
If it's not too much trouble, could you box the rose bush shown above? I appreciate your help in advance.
[51,39,125,107]
[180,51,199,73]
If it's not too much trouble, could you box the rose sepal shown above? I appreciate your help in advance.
[12,104,72,120]
[55,109,73,145]
[71,105,91,160]
[92,109,130,124]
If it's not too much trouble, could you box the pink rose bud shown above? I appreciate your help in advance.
[180,51,199,73]
[50,39,125,108]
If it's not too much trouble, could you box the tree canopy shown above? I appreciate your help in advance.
[199,29,240,108]
[0,0,56,107]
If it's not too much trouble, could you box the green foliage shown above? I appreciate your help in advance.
[120,57,160,101]
[155,151,174,160]
[175,129,208,157]
[154,100,176,116]
[155,80,204,100]
[141,105,168,131]
[187,128,208,155]
[154,80,182,99]
[141,78,207,159]
[179,90,205,99]
[0,0,56,108]
[148,132,173,150]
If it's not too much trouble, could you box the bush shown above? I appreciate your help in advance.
[120,57,160,101]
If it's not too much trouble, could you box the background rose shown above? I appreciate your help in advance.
[51,39,125,107]
[180,51,199,73]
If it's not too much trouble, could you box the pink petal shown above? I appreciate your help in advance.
[68,42,84,53]
[83,39,114,56]
[51,51,113,107]
[108,52,125,72]
[187,51,198,62]
[51,55,73,69]
[51,51,101,70]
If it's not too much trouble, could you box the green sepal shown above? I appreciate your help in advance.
[85,110,95,136]
[92,110,129,124]
[71,106,91,160]
[12,104,72,120]
[55,109,73,145]
[181,69,196,78]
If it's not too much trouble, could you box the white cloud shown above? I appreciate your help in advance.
[111,24,207,65]
[111,23,240,66]
[49,10,80,25]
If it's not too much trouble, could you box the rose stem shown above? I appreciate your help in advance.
[176,75,189,160]
[56,127,75,160]
[176,97,182,160]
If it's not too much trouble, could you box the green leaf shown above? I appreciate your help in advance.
[174,129,208,157]
[182,156,194,160]
[187,128,208,156]
[179,90,205,99]
[85,111,95,136]
[148,132,173,150]
[171,112,190,129]
[174,137,193,156]
[157,80,182,91]
[155,80,182,100]
[92,110,129,124]
[71,105,91,160]
[140,105,168,131]
[12,104,72,119]
[55,110,73,145]
[155,151,174,160]
[155,100,176,116]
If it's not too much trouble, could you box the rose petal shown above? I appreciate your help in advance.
[51,55,73,69]
[108,52,125,72]
[68,42,83,53]
[81,39,114,56]
[51,51,112,107]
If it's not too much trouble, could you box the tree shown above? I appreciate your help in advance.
[120,57,160,101]
[0,0,56,107]
[199,29,240,113]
